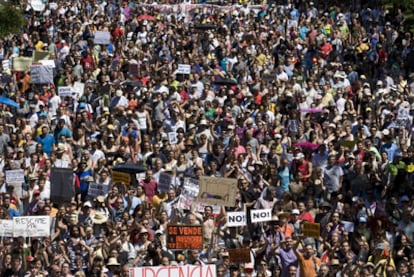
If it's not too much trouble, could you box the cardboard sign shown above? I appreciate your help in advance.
[112,171,131,185]
[197,176,237,207]
[250,208,272,223]
[58,86,73,97]
[12,57,33,71]
[177,178,199,210]
[0,219,13,237]
[94,31,111,45]
[176,64,191,74]
[32,51,50,62]
[30,65,53,84]
[167,225,203,250]
[303,222,321,239]
[130,265,217,277]
[50,167,74,204]
[228,248,251,264]
[168,132,178,144]
[5,169,25,184]
[13,216,50,237]
[88,182,110,199]
[227,211,247,227]
[158,173,173,192]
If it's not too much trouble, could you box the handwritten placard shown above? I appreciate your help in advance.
[0,219,13,237]
[58,86,73,97]
[112,171,131,185]
[303,222,321,239]
[176,64,191,74]
[228,248,251,264]
[197,176,237,207]
[167,225,203,250]
[13,216,51,237]
[5,169,25,184]
[88,183,110,199]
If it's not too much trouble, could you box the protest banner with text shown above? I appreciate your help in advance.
[130,264,216,277]
[167,225,203,250]
[13,216,50,237]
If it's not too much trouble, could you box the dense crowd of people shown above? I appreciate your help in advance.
[0,0,414,276]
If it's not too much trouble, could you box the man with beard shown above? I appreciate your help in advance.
[275,237,299,277]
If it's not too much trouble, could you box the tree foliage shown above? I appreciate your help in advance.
[0,3,25,38]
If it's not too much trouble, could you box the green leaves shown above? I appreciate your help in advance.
[0,3,25,38]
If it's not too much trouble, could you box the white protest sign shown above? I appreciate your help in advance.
[88,182,110,199]
[130,264,217,277]
[250,208,272,223]
[94,31,111,45]
[72,82,85,98]
[30,0,45,11]
[227,211,247,227]
[0,219,13,237]
[13,216,51,237]
[30,65,53,84]
[2,60,10,71]
[5,169,25,184]
[58,86,73,97]
[168,132,178,144]
[176,64,191,74]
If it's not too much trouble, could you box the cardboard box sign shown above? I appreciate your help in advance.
[303,222,321,239]
[228,248,251,264]
[167,225,203,250]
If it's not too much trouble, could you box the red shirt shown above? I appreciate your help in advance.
[140,179,157,203]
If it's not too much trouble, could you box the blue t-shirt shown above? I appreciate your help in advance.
[36,134,55,156]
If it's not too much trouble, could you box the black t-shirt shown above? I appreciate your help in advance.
[2,267,26,277]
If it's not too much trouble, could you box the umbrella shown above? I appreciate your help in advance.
[0,97,19,109]
[137,14,156,21]
[293,142,320,149]
[112,162,146,174]
[299,108,324,113]
[213,78,238,86]
[193,24,217,30]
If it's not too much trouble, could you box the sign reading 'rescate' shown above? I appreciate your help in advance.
[167,225,203,250]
